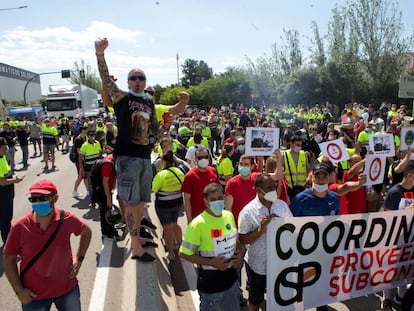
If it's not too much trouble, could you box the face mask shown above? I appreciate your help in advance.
[128,89,145,97]
[261,189,278,202]
[293,146,301,153]
[238,166,251,177]
[301,134,307,140]
[237,144,245,152]
[209,200,224,216]
[366,128,372,132]
[235,136,243,141]
[170,131,177,136]
[198,158,209,168]
[314,135,323,143]
[328,135,334,140]
[313,183,328,192]
[32,201,52,216]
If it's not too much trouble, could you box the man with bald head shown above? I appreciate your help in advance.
[95,38,160,262]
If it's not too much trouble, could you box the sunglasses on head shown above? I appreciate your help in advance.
[28,196,52,203]
[197,155,209,160]
[128,75,146,81]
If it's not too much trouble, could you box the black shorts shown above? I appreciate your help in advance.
[155,204,182,225]
[245,262,266,307]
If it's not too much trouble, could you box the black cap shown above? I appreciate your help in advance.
[312,162,330,174]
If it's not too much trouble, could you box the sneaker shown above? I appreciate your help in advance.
[43,166,49,170]
[131,252,156,262]
[141,217,157,230]
[381,298,394,311]
[72,190,82,198]
[393,294,403,306]
[140,227,154,240]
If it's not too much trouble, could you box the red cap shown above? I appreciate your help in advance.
[28,180,58,195]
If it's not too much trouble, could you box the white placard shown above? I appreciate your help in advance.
[369,133,395,157]
[400,127,414,150]
[364,154,387,186]
[245,127,279,156]
[318,139,349,163]
[266,210,414,311]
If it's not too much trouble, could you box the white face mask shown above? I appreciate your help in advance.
[198,158,209,168]
[328,135,334,141]
[262,189,278,202]
[312,183,328,192]
[314,135,323,143]
[293,146,301,153]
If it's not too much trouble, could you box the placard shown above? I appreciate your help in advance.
[245,127,279,156]
[400,127,414,150]
[364,154,387,186]
[369,133,395,157]
[318,139,349,163]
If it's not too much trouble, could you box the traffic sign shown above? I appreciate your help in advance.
[399,75,414,98]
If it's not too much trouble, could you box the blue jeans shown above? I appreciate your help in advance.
[22,284,81,311]
[199,281,240,311]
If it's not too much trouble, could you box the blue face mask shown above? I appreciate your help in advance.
[238,166,251,177]
[128,89,146,97]
[32,201,52,216]
[209,200,224,216]
[237,144,245,152]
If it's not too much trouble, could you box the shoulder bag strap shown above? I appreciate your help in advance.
[165,167,183,184]
[285,152,295,187]
[20,209,65,281]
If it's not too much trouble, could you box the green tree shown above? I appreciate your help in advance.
[69,60,102,92]
[181,59,213,86]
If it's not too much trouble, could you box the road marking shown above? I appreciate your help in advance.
[88,238,113,311]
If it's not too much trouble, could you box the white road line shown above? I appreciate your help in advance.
[88,238,113,311]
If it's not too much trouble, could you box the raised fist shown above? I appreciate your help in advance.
[95,38,109,54]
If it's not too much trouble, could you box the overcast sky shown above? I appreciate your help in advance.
[1,0,413,95]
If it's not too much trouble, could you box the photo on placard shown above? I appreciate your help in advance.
[368,133,395,157]
[400,127,414,151]
[245,127,279,156]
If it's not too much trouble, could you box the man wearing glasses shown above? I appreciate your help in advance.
[95,37,162,262]
[3,179,91,310]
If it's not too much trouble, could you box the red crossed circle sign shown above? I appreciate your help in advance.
[326,143,343,161]
[369,157,382,182]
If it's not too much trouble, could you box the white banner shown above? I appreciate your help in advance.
[267,210,414,311]
[318,139,349,163]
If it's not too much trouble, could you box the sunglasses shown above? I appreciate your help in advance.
[197,155,209,160]
[28,196,52,203]
[128,75,146,81]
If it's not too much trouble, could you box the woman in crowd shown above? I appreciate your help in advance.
[152,151,184,261]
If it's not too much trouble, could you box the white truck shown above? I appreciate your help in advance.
[46,84,100,118]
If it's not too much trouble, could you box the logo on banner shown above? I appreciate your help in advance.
[369,158,382,182]
[326,143,343,161]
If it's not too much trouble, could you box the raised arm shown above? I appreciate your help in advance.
[94,38,124,103]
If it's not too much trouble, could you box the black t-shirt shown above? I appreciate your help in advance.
[0,130,16,147]
[106,131,115,148]
[74,135,85,150]
[16,128,29,146]
[384,183,414,210]
[114,93,158,159]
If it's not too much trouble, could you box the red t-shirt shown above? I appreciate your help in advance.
[101,156,115,191]
[328,183,349,214]
[225,172,260,225]
[342,170,367,213]
[3,209,85,299]
[181,166,220,219]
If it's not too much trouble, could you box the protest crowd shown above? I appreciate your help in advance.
[1,38,413,311]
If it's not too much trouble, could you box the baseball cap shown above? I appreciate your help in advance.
[28,180,58,195]
[178,127,190,136]
[312,163,330,175]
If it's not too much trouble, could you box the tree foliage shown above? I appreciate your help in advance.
[181,59,213,87]
[69,60,102,92]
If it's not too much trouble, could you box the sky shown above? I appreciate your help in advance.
[1,0,413,96]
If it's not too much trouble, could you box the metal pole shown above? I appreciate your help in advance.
[23,71,60,105]
[176,53,180,86]
[0,6,28,12]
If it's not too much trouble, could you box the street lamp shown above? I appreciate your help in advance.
[0,5,28,12]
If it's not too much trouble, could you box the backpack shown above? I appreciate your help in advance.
[69,145,78,163]
[90,159,114,204]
